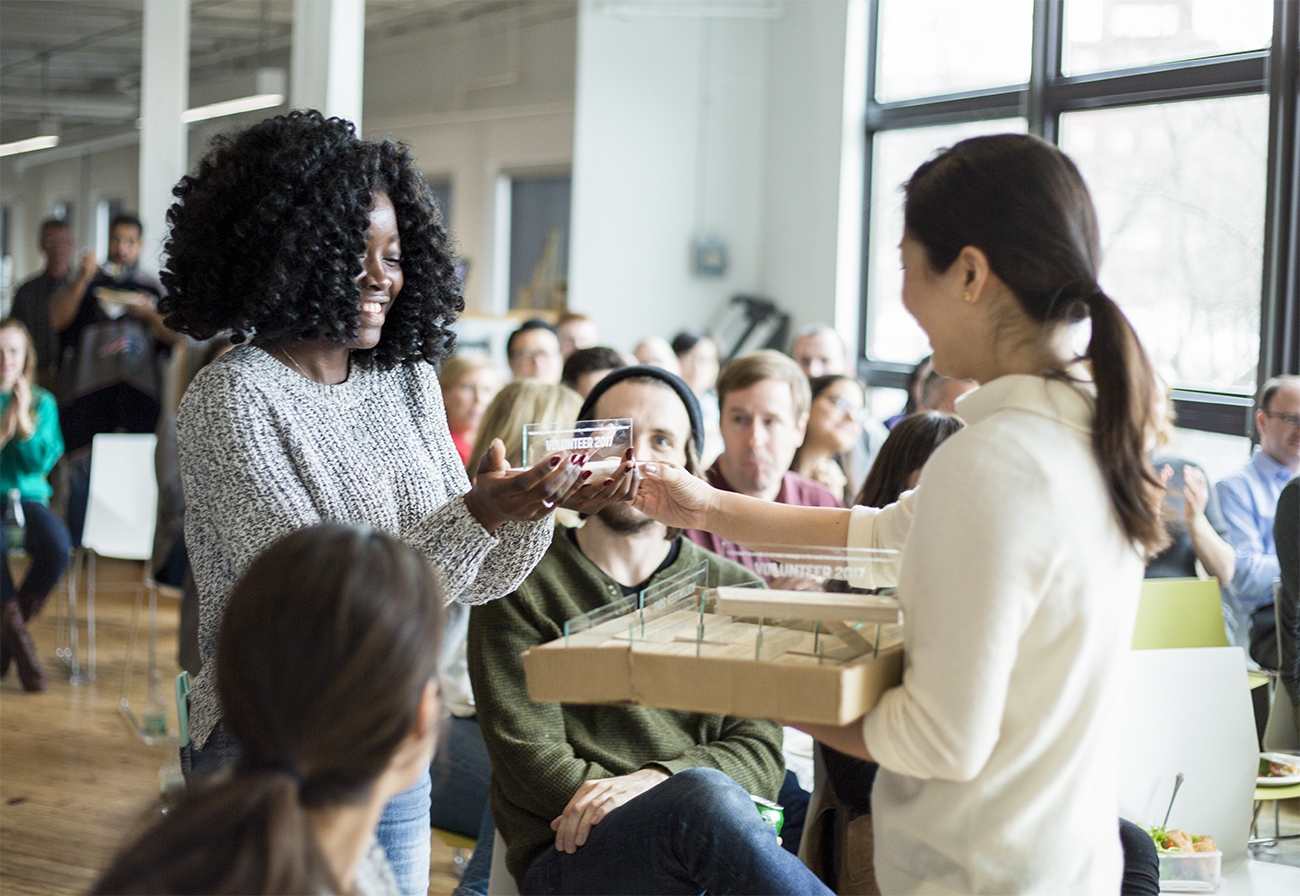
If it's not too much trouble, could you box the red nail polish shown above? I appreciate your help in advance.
[581,470,592,480]
[550,456,561,467]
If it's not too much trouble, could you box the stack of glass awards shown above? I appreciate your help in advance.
[523,545,904,725]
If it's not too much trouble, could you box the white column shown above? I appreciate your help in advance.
[138,0,189,274]
[291,0,365,131]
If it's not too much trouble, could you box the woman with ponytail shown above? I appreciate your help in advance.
[634,134,1165,894]
[94,524,444,895]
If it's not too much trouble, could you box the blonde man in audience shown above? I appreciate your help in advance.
[686,350,841,574]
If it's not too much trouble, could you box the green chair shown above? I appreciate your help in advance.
[1132,577,1230,650]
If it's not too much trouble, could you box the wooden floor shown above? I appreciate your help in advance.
[0,557,465,895]
[6,558,1299,894]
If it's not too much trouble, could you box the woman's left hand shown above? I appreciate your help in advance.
[465,439,585,532]
[1181,465,1210,524]
[556,449,640,515]
[10,377,34,439]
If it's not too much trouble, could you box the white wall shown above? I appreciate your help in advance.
[568,0,858,356]
[5,0,864,359]
[568,2,769,353]
[760,0,860,352]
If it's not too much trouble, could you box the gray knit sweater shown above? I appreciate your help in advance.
[178,345,553,750]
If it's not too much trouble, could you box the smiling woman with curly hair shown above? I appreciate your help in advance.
[162,111,638,896]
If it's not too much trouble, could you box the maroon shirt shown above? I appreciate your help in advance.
[686,458,843,574]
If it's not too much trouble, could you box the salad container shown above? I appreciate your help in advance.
[1157,849,1220,888]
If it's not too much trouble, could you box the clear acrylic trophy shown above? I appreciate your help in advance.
[522,418,633,475]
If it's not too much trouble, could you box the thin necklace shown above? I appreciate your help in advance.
[277,345,316,382]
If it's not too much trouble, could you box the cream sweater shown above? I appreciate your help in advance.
[848,375,1143,895]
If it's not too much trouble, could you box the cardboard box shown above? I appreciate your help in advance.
[522,595,904,725]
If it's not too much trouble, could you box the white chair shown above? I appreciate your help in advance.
[68,434,167,742]
[1116,647,1258,869]
[487,828,520,896]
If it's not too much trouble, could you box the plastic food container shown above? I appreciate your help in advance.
[1157,849,1221,888]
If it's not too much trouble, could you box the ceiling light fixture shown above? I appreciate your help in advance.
[180,93,284,124]
[0,135,61,157]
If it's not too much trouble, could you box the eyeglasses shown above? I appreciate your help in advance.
[1261,411,1300,428]
[821,395,862,418]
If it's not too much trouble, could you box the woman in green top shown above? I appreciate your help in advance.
[1,317,70,691]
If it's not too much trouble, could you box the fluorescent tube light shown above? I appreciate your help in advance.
[181,93,283,124]
[0,135,61,157]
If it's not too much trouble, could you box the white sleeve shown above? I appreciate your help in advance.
[845,489,917,588]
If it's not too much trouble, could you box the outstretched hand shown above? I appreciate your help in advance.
[465,439,584,532]
[557,449,640,515]
[630,460,716,531]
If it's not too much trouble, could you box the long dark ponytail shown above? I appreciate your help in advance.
[904,134,1166,554]
[94,525,445,894]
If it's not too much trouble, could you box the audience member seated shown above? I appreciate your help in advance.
[10,217,74,394]
[789,324,847,378]
[0,318,70,693]
[556,312,599,359]
[561,346,627,398]
[882,354,932,429]
[687,350,842,574]
[93,524,444,895]
[1275,476,1298,739]
[506,319,563,384]
[440,377,585,895]
[632,336,681,375]
[439,354,502,467]
[468,365,830,896]
[49,213,182,544]
[671,329,723,464]
[917,367,978,414]
[788,324,888,497]
[1145,378,1235,586]
[1217,375,1300,667]
[791,374,866,503]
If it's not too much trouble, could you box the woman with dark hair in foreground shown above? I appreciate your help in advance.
[636,134,1167,893]
[162,110,632,894]
[95,524,444,895]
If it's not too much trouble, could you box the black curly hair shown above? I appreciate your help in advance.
[159,110,462,368]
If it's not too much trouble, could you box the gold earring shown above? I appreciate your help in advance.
[963,291,973,303]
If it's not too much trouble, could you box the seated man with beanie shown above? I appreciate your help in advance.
[468,365,830,896]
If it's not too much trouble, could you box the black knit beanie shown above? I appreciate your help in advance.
[576,365,705,457]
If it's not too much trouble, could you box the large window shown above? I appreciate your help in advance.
[858,0,1299,436]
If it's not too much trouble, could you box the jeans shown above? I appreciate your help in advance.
[432,714,493,896]
[431,715,492,836]
[522,767,832,896]
[1,500,71,605]
[452,802,495,896]
[378,769,432,896]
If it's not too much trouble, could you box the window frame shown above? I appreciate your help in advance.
[856,0,1300,437]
